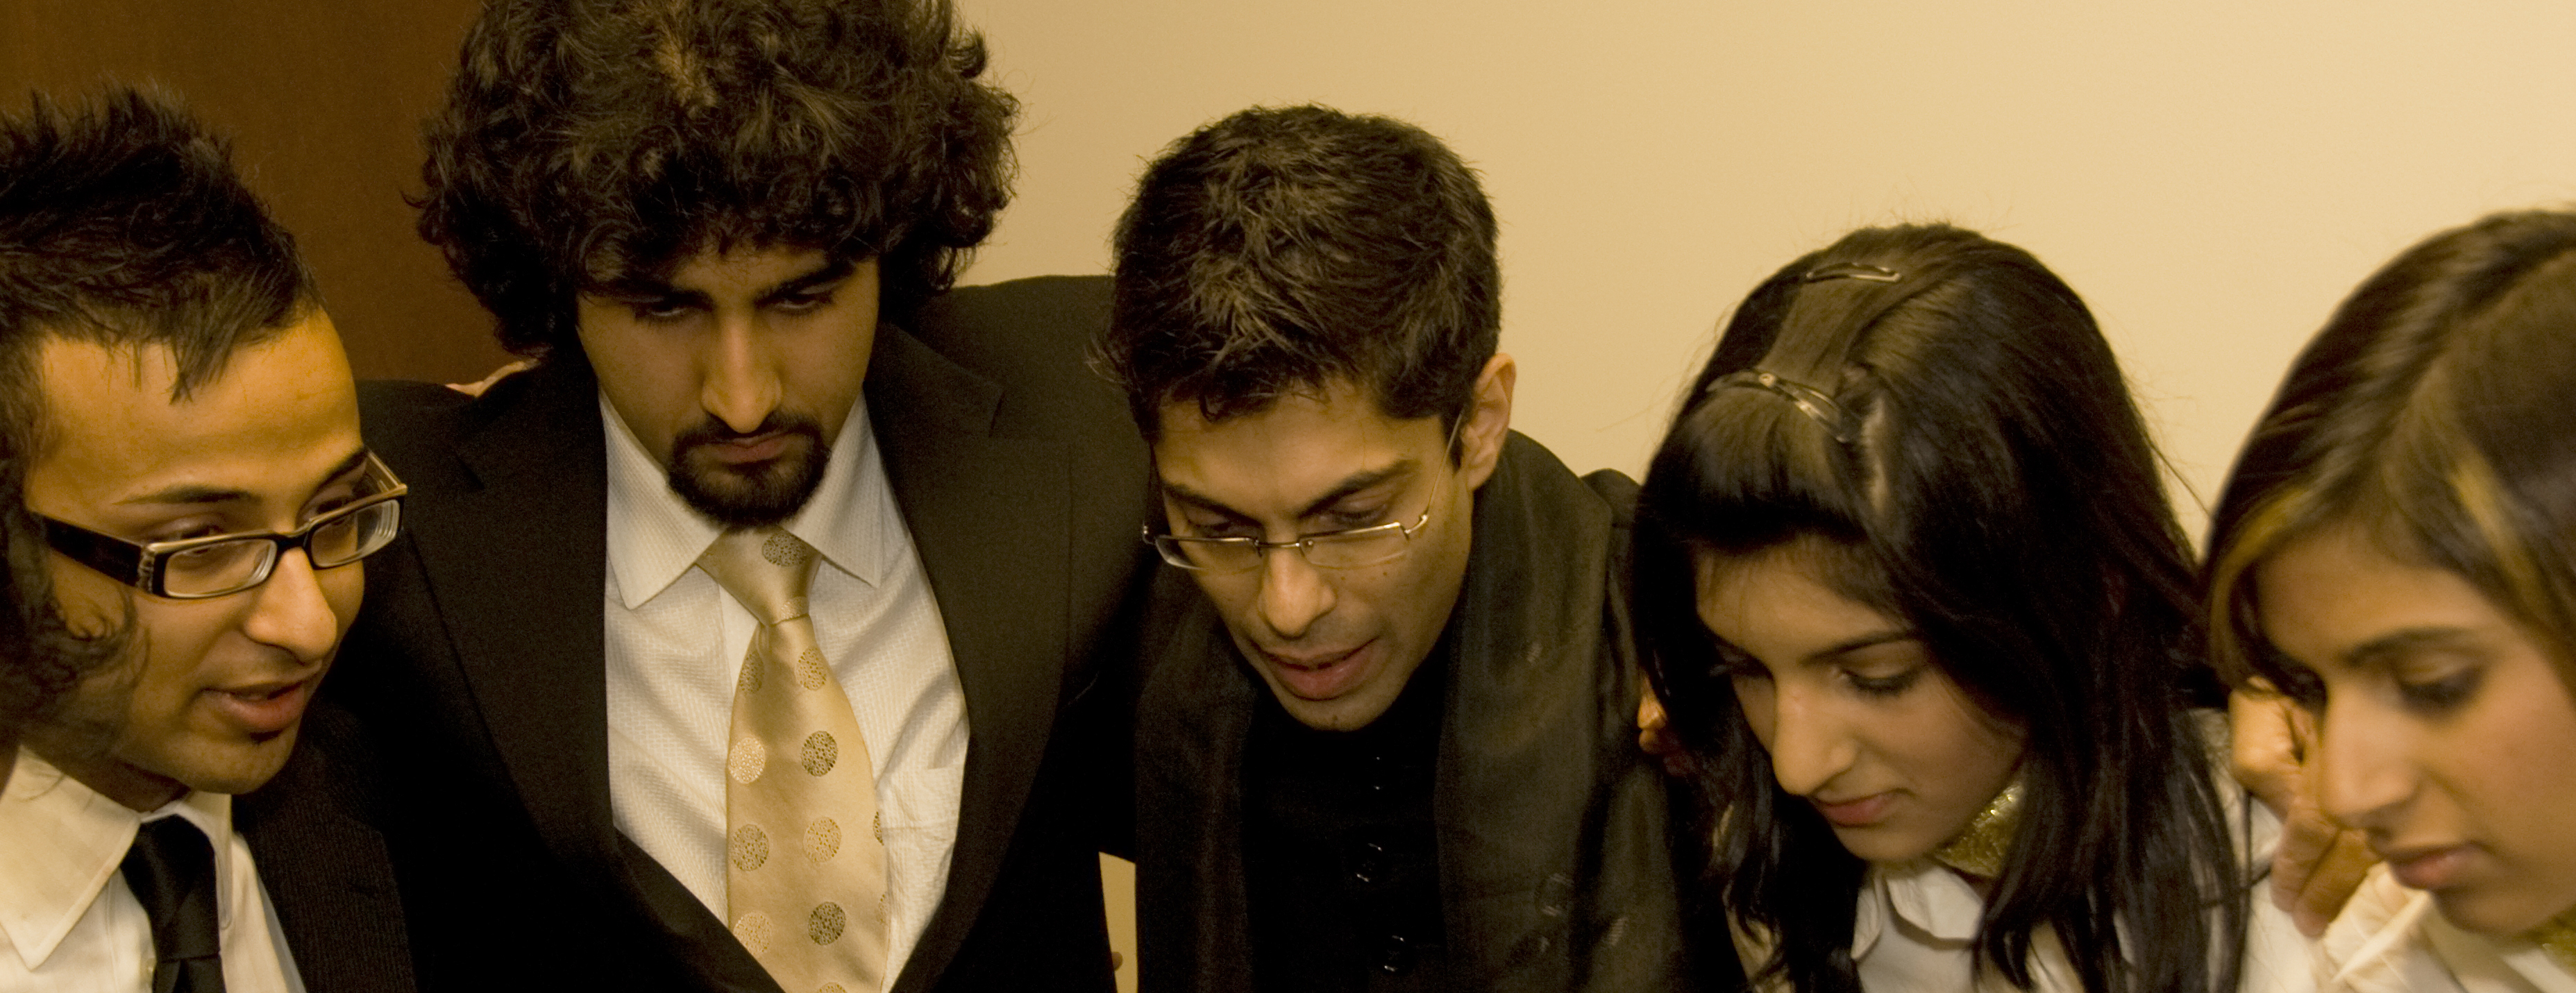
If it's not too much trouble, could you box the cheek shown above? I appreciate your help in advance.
[121,600,239,715]
[1895,687,2024,797]
[1732,678,1778,748]
[325,563,364,627]
[2457,668,2576,847]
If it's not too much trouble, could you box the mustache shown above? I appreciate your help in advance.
[671,411,827,452]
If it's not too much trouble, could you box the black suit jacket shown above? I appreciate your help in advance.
[312,275,1152,992]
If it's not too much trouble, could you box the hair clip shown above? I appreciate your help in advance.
[1711,369,1853,443]
[1801,262,1901,284]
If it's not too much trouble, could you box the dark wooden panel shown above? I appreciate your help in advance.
[1,0,511,384]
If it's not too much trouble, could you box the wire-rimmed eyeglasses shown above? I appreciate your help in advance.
[40,451,408,600]
[1143,500,1435,575]
[1145,416,1462,575]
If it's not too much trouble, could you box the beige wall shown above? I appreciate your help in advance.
[953,0,2576,536]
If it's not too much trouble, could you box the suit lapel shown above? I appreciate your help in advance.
[405,359,624,880]
[866,326,1075,992]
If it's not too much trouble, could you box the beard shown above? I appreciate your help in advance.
[666,413,832,528]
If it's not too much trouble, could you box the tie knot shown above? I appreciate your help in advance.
[699,527,820,625]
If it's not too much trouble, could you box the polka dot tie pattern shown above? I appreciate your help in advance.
[700,526,889,993]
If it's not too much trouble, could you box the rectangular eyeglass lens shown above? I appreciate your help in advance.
[164,541,272,596]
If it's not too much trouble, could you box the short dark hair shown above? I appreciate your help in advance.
[0,87,289,733]
[2207,210,2576,698]
[1100,105,1499,441]
[419,0,1018,357]
[1634,225,2243,993]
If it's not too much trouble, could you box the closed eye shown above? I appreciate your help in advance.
[1843,665,1924,698]
[773,289,834,314]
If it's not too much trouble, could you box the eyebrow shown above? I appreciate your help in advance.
[1160,459,1419,523]
[1803,629,1919,667]
[595,256,859,307]
[118,448,370,507]
[2339,627,2477,670]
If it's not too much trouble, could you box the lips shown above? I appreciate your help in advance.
[2382,842,2478,891]
[1810,792,1896,829]
[1258,642,1375,701]
[202,677,316,736]
[702,432,791,466]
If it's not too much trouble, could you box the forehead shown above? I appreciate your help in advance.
[1150,382,1441,508]
[2255,524,2512,665]
[1694,543,1899,650]
[28,313,360,509]
[651,244,835,293]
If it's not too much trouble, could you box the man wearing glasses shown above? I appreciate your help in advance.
[1100,105,1708,993]
[0,90,411,991]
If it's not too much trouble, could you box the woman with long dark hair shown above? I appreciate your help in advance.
[2205,209,2576,992]
[1634,223,2304,992]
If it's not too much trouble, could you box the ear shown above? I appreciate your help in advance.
[1458,354,1516,491]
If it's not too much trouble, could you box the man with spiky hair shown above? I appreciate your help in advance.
[328,1,1152,991]
[1104,105,1709,993]
[0,87,414,992]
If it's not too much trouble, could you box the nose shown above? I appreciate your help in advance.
[240,549,348,664]
[1762,681,1860,799]
[700,312,780,434]
[1254,545,1337,639]
[2316,693,2415,831]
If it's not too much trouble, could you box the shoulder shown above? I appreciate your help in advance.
[886,275,1130,440]
[902,275,1110,390]
[356,356,603,489]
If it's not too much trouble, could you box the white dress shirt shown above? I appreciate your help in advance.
[1734,783,2314,992]
[601,395,969,993]
[0,748,305,993]
[2318,867,2576,993]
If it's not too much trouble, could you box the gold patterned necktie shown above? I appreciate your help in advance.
[698,527,889,993]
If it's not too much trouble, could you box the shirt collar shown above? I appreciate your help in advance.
[602,393,888,609]
[1867,858,1987,949]
[0,748,235,969]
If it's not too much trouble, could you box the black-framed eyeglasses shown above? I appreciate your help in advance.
[1144,416,1462,575]
[40,452,408,600]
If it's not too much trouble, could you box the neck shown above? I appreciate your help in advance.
[2526,909,2576,973]
[24,735,185,811]
[1929,779,2025,881]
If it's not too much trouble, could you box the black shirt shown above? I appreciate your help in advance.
[1243,652,1451,993]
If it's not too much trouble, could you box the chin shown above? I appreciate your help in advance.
[169,736,297,797]
[2433,884,2573,937]
[1828,824,1941,865]
[1272,688,1401,731]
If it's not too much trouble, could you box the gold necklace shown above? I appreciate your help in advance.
[1930,780,2024,879]
[2524,908,2576,974]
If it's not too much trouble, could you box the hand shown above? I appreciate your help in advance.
[445,359,535,396]
[2230,682,2377,936]
[1637,677,1693,778]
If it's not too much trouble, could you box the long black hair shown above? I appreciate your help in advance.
[1634,224,2243,993]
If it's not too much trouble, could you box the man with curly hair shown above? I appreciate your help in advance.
[314,1,1153,990]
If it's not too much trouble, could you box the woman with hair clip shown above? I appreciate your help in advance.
[1633,223,2309,992]
[2205,209,2576,992]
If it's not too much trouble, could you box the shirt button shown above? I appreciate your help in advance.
[1377,933,1416,975]
[1347,839,1390,885]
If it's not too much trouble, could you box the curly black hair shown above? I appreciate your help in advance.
[418,0,1019,357]
[1100,105,1499,441]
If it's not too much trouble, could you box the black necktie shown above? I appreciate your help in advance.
[120,817,228,993]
